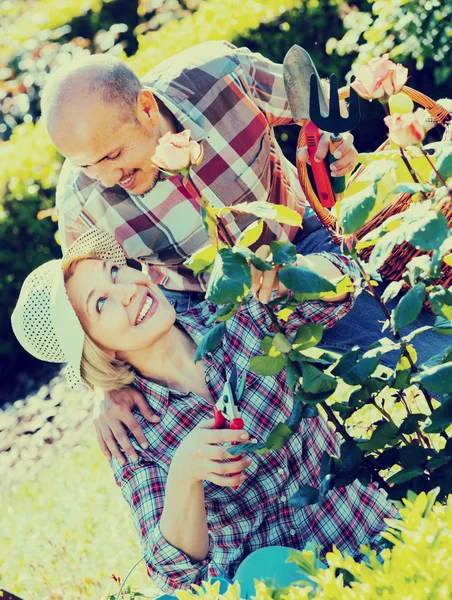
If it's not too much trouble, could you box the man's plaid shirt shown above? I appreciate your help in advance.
[110,254,397,594]
[57,40,313,292]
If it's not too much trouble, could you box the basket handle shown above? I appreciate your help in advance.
[296,85,451,237]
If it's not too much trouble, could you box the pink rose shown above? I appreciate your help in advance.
[384,110,426,147]
[351,55,408,100]
[152,129,203,172]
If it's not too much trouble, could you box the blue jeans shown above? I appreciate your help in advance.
[160,216,444,369]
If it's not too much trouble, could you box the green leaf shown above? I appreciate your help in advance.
[279,265,336,294]
[429,286,452,321]
[184,244,217,275]
[339,184,377,234]
[301,363,337,394]
[421,346,452,370]
[226,441,267,456]
[391,283,426,332]
[236,219,264,247]
[286,359,302,391]
[289,485,319,508]
[405,255,433,287]
[407,211,449,252]
[386,467,424,485]
[342,352,381,386]
[432,145,452,182]
[397,413,427,436]
[359,158,397,183]
[269,241,297,265]
[401,325,433,344]
[434,316,452,336]
[368,227,406,272]
[226,201,301,227]
[215,303,236,322]
[292,323,324,351]
[233,246,273,272]
[412,364,452,395]
[339,441,364,476]
[381,280,405,304]
[399,445,431,468]
[332,348,360,377]
[266,422,293,450]
[285,400,304,431]
[194,322,225,362]
[273,333,292,354]
[261,336,274,354]
[206,248,251,304]
[358,421,399,452]
[250,354,286,376]
[393,183,432,194]
[295,388,335,405]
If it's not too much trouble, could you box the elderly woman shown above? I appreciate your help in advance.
[12,229,396,596]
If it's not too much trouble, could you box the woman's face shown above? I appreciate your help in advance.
[65,259,176,357]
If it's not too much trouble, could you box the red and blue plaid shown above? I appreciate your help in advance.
[110,254,397,594]
[57,40,311,292]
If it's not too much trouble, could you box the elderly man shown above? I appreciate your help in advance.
[41,41,435,464]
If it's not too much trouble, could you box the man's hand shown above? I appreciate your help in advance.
[250,245,347,304]
[298,131,358,178]
[93,387,160,464]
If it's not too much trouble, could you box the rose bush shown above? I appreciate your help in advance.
[152,130,203,173]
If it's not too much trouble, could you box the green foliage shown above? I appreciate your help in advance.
[328,0,452,87]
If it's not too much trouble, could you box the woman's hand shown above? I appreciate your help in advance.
[250,246,347,304]
[93,387,161,464]
[171,419,252,488]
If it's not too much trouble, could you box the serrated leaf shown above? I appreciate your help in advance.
[407,211,449,251]
[227,441,267,456]
[358,421,399,452]
[273,333,292,353]
[250,353,286,376]
[273,204,303,227]
[185,244,218,276]
[405,255,433,287]
[269,241,297,265]
[386,467,424,485]
[289,485,320,508]
[421,346,452,370]
[301,363,337,394]
[391,282,426,332]
[261,336,274,354]
[332,347,360,377]
[342,351,381,385]
[393,183,433,194]
[233,246,273,272]
[412,363,452,394]
[236,219,264,247]
[339,184,377,234]
[266,422,293,450]
[206,248,251,304]
[397,413,427,436]
[285,397,304,431]
[432,145,452,182]
[429,286,452,321]
[381,280,405,304]
[194,323,225,362]
[358,158,397,183]
[292,323,324,351]
[279,265,336,294]
[399,445,431,468]
[424,396,452,434]
[434,316,452,335]
[226,201,301,227]
[368,226,406,272]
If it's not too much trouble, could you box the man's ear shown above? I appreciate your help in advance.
[136,89,160,126]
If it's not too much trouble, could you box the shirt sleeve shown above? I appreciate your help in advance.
[234,45,297,128]
[111,455,212,594]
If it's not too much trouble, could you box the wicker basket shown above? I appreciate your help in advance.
[296,85,452,289]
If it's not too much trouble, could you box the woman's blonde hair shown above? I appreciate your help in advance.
[63,255,136,391]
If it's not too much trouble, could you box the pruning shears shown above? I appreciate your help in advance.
[213,365,245,489]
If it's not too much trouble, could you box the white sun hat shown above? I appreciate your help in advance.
[11,229,127,388]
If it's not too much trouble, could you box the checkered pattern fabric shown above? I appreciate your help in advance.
[56,40,313,292]
[110,254,397,594]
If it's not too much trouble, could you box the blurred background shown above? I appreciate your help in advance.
[0,0,451,597]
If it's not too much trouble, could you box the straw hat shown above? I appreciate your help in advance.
[11,229,127,387]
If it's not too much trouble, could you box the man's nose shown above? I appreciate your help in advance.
[94,164,122,188]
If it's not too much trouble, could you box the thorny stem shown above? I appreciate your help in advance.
[399,147,420,184]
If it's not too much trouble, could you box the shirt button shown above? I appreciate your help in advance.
[290,529,296,536]
[281,495,287,503]
[278,468,285,475]
[169,299,175,306]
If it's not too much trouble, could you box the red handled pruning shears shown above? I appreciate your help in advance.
[213,365,245,489]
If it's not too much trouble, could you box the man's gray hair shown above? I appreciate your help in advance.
[41,54,143,127]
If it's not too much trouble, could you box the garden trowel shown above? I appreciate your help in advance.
[283,45,359,207]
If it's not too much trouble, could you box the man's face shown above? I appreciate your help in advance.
[49,91,163,195]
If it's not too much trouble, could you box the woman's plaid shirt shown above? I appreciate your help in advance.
[57,40,313,292]
[110,254,397,593]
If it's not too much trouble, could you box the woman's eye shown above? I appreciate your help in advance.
[96,297,106,313]
[111,265,119,280]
